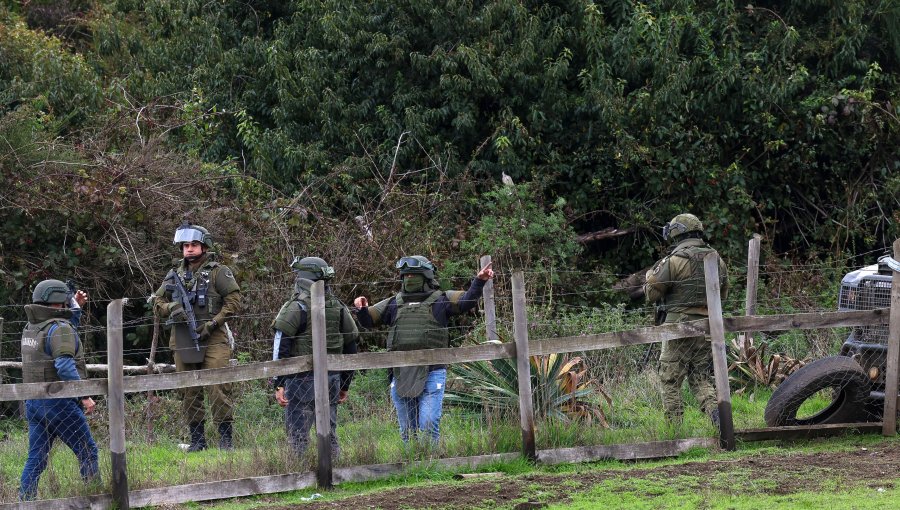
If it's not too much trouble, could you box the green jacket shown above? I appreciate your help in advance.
[644,237,728,323]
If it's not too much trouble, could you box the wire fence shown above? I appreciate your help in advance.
[1,243,898,507]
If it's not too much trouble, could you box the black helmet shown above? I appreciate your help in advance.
[173,222,213,248]
[291,256,335,281]
[33,279,69,305]
[662,213,704,241]
[395,255,436,281]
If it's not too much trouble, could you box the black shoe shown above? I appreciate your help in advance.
[188,421,207,452]
[218,421,234,450]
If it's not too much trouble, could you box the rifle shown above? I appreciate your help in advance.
[165,270,201,352]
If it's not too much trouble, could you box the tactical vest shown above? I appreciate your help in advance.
[387,291,448,351]
[176,261,224,321]
[21,319,87,384]
[290,289,349,356]
[663,244,719,314]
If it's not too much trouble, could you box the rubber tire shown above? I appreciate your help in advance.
[764,356,871,427]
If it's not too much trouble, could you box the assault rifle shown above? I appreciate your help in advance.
[165,270,201,352]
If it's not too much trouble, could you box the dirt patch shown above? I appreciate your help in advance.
[257,441,900,509]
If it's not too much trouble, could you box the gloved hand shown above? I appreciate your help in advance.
[196,319,217,342]
[168,303,187,322]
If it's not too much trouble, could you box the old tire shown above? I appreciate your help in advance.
[764,356,871,427]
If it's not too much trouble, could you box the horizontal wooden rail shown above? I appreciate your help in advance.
[1,308,888,401]
[735,422,883,442]
[0,438,715,509]
[0,361,176,375]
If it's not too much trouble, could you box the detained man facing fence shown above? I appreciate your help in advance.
[271,257,359,458]
[644,213,729,426]
[19,279,99,501]
[153,223,242,451]
[354,256,494,443]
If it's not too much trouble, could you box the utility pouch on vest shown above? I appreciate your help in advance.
[173,323,207,363]
[393,365,431,398]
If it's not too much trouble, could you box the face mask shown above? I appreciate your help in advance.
[402,274,426,293]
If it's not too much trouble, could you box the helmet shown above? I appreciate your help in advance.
[173,223,212,248]
[395,255,436,280]
[291,256,335,281]
[33,279,69,305]
[662,213,704,241]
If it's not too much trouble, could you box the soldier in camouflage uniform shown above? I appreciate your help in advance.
[271,257,359,458]
[644,213,728,425]
[153,223,242,451]
[19,280,99,500]
[354,256,494,443]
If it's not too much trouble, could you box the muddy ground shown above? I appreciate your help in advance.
[254,441,900,509]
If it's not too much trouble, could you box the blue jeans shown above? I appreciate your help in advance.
[390,368,446,443]
[284,373,340,457]
[20,398,99,500]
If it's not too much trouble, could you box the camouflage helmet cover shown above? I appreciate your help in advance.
[173,223,213,247]
[662,213,704,241]
[395,255,436,280]
[291,256,335,281]
[32,279,69,304]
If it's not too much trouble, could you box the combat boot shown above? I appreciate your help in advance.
[187,421,207,452]
[218,421,234,450]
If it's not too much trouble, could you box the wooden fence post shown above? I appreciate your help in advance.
[310,281,333,488]
[480,255,499,342]
[511,271,536,460]
[882,239,900,435]
[703,254,735,451]
[740,234,761,354]
[107,299,130,509]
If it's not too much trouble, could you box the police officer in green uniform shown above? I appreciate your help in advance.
[271,257,359,457]
[354,256,494,443]
[153,223,242,451]
[19,280,99,500]
[644,213,728,425]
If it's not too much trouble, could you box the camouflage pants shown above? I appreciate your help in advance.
[658,335,717,420]
[173,341,234,425]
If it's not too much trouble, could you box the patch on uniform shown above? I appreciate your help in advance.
[223,270,235,279]
[650,258,667,276]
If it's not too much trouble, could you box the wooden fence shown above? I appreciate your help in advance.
[2,240,899,509]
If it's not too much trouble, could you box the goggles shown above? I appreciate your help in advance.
[662,222,686,241]
[173,228,206,245]
[291,257,336,280]
[395,257,435,272]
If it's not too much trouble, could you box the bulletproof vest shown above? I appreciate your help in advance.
[21,318,87,384]
[177,260,223,322]
[290,288,348,356]
[387,291,448,351]
[663,244,718,314]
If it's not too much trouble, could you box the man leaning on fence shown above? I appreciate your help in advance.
[153,222,242,451]
[271,257,359,458]
[354,256,494,443]
[644,213,729,426]
[19,279,99,501]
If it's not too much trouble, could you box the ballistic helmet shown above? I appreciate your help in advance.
[395,255,436,280]
[173,222,213,248]
[291,256,335,281]
[33,279,69,305]
[662,213,704,241]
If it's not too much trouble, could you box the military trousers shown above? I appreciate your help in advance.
[283,372,341,457]
[658,335,717,420]
[173,341,234,425]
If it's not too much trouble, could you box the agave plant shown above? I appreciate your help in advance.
[728,335,805,392]
[447,353,612,426]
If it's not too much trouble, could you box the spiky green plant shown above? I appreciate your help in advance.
[447,353,611,425]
